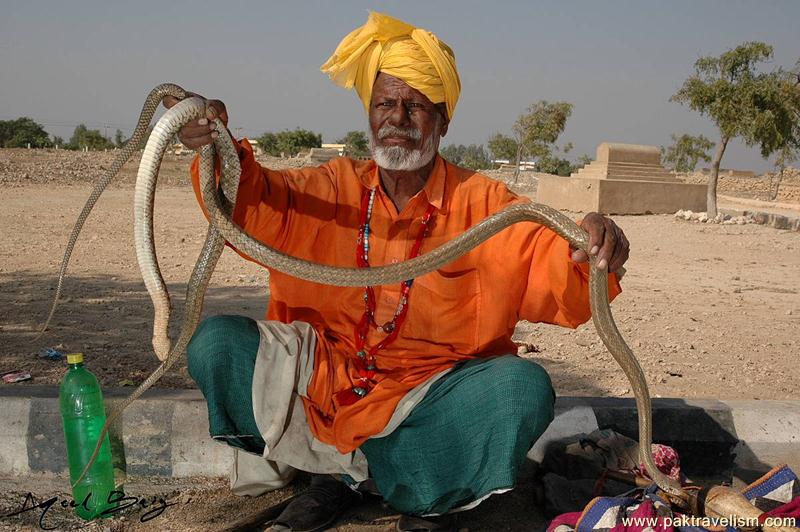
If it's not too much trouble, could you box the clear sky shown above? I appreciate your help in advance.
[1,1,798,171]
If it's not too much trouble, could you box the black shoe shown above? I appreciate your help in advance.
[396,513,458,531]
[267,474,361,532]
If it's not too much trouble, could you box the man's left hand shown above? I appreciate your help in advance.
[571,212,629,272]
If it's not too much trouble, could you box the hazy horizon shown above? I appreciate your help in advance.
[2,1,798,171]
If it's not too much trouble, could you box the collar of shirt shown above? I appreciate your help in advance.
[357,155,446,215]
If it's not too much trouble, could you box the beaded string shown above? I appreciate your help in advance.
[335,187,436,406]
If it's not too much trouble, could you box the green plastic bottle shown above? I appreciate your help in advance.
[59,352,117,519]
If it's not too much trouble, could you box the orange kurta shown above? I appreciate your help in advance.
[191,140,621,453]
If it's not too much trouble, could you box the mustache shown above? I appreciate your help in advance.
[378,125,421,141]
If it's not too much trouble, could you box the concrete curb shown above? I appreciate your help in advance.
[741,210,800,231]
[717,194,800,231]
[718,194,800,213]
[2,387,798,484]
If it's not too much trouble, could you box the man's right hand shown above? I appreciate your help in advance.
[162,93,229,150]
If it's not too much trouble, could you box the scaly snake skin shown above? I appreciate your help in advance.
[51,84,693,502]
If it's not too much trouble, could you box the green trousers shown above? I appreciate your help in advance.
[187,315,555,516]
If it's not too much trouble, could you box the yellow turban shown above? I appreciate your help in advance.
[320,12,461,120]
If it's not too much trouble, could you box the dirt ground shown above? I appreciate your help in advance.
[2,149,798,399]
[0,469,548,531]
[1,149,799,531]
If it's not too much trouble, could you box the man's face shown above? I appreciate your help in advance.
[368,72,449,171]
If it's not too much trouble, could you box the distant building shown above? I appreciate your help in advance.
[244,138,261,156]
[491,159,537,171]
[322,143,347,156]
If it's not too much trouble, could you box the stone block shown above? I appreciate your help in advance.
[1,398,30,475]
[537,175,707,214]
[27,397,67,473]
[121,400,173,476]
[171,401,232,477]
[771,215,790,230]
[538,142,708,213]
[597,143,661,165]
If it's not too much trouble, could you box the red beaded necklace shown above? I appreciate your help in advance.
[335,186,436,406]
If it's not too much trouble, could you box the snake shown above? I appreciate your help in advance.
[48,84,689,503]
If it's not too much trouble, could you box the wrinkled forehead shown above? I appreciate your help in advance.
[371,72,434,104]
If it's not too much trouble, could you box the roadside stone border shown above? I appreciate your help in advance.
[675,209,800,232]
[742,210,800,231]
[2,387,798,485]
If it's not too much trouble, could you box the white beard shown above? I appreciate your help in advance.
[369,124,439,171]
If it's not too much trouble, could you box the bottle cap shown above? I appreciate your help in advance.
[66,353,84,364]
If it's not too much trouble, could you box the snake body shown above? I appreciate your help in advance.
[53,84,684,500]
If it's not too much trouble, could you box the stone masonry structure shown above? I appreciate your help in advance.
[537,142,706,214]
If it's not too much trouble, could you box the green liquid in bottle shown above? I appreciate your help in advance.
[59,353,118,520]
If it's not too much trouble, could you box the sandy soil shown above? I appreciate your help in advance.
[2,150,798,400]
[1,150,799,531]
[0,471,545,531]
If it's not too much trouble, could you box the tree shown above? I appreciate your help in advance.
[0,117,51,148]
[671,42,800,217]
[487,133,518,162]
[512,101,573,180]
[257,132,280,156]
[114,129,126,148]
[769,145,797,200]
[537,156,573,176]
[66,124,115,150]
[461,145,491,170]
[535,142,575,176]
[336,130,369,157]
[275,128,322,157]
[439,144,464,164]
[575,153,593,170]
[662,133,714,172]
[439,144,491,170]
[257,128,322,157]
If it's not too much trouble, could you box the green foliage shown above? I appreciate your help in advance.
[258,128,321,157]
[671,41,800,215]
[769,144,798,200]
[0,117,51,148]
[537,156,573,176]
[336,130,369,158]
[257,128,322,157]
[774,143,798,171]
[575,154,593,169]
[278,128,321,156]
[663,133,714,172]
[487,133,518,161]
[533,141,578,176]
[512,101,573,161]
[257,132,280,156]
[114,129,126,148]
[66,124,115,151]
[439,144,491,170]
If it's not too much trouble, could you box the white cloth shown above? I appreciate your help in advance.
[229,319,452,497]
